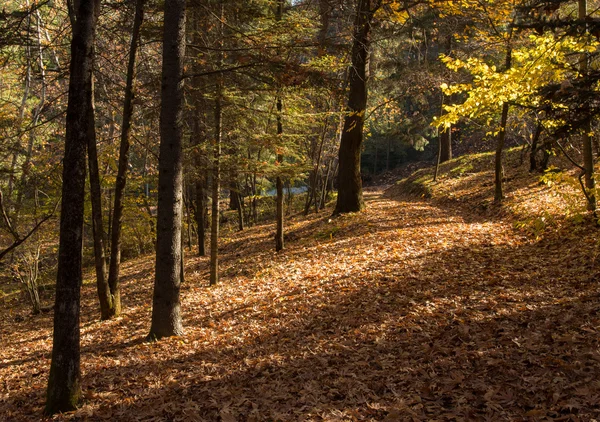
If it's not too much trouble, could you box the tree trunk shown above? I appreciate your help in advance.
[87,93,111,320]
[529,122,543,172]
[333,0,379,215]
[195,180,206,256]
[45,0,100,414]
[236,187,244,231]
[107,0,144,319]
[440,125,452,162]
[494,43,512,203]
[275,0,285,251]
[210,88,221,285]
[275,98,284,252]
[148,0,186,340]
[579,0,596,212]
[494,102,509,203]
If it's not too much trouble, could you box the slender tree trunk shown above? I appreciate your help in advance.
[209,2,224,285]
[87,89,111,319]
[494,43,512,203]
[434,130,442,182]
[195,180,206,256]
[184,182,193,250]
[236,187,244,231]
[107,0,144,319]
[148,0,186,340]
[210,88,221,285]
[334,0,380,215]
[189,5,208,257]
[275,0,285,251]
[579,0,596,212]
[275,98,284,252]
[494,102,509,203]
[45,0,101,414]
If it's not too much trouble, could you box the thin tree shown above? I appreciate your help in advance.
[210,1,224,286]
[274,0,285,251]
[106,0,145,319]
[45,0,101,414]
[579,0,596,212]
[147,0,186,339]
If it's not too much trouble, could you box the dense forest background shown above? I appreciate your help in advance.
[1,0,600,418]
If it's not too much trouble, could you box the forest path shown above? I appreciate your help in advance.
[1,187,600,421]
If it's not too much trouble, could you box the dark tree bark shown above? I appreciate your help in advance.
[209,84,222,285]
[579,0,596,212]
[189,4,208,257]
[45,0,100,414]
[209,0,224,285]
[88,97,111,320]
[148,0,186,340]
[440,126,452,162]
[529,122,543,172]
[107,0,144,319]
[494,43,512,203]
[333,0,380,215]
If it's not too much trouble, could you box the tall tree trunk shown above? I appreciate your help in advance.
[275,0,285,251]
[275,97,284,252]
[333,0,380,215]
[209,2,224,285]
[210,87,221,285]
[189,5,208,257]
[494,43,512,203]
[579,0,596,212]
[107,0,144,319]
[148,0,186,340]
[87,91,111,319]
[45,0,100,414]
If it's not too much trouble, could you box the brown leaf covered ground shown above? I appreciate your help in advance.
[2,150,600,421]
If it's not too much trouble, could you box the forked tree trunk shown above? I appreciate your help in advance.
[333,0,380,215]
[148,0,186,340]
[45,0,101,414]
[107,0,144,319]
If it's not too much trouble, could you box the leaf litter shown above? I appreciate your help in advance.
[1,166,600,421]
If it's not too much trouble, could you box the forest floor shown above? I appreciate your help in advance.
[2,148,600,421]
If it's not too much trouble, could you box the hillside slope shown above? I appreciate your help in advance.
[1,151,600,421]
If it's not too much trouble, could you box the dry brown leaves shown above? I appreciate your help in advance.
[1,158,600,421]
